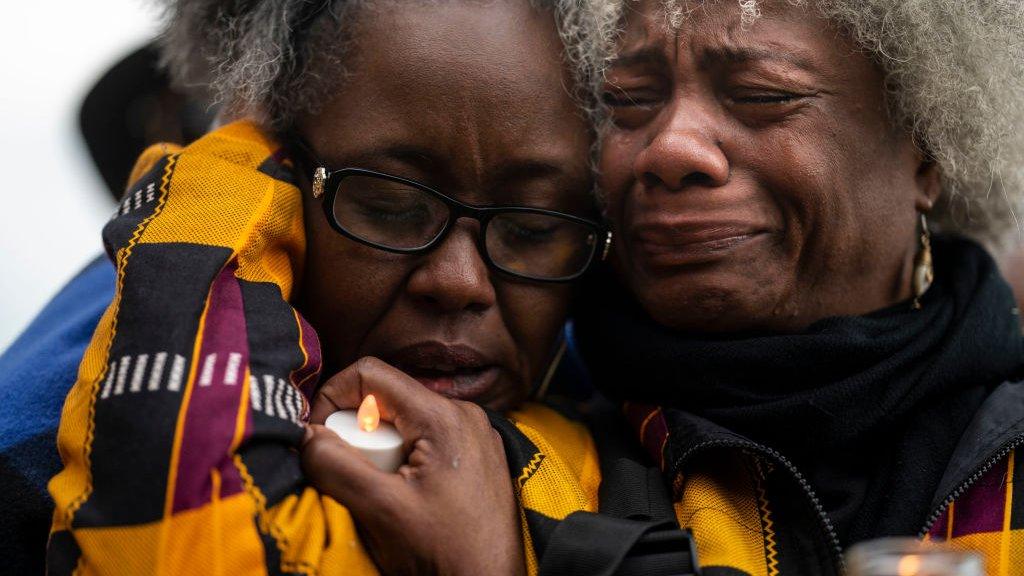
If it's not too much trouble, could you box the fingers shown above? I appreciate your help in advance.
[300,423,405,514]
[450,399,505,448]
[310,357,451,440]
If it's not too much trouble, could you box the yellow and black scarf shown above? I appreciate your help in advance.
[47,121,613,576]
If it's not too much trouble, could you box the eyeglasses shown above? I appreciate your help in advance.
[292,142,612,283]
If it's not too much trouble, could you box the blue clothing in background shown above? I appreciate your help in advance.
[0,255,114,574]
[0,254,595,573]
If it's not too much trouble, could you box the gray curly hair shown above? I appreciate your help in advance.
[158,0,622,133]
[656,0,1024,245]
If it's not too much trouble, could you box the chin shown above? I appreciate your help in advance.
[630,274,779,334]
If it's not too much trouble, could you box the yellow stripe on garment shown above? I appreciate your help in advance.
[48,305,116,532]
[70,493,266,576]
[229,369,252,454]
[162,266,215,520]
[1000,450,1015,576]
[674,452,771,576]
[509,403,600,520]
[754,464,779,576]
[49,153,179,533]
[921,451,1023,575]
[137,123,304,296]
[947,500,956,541]
[126,143,181,193]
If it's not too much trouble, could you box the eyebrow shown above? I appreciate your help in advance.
[317,144,439,173]
[492,159,572,187]
[609,43,819,75]
[373,144,438,172]
[608,46,670,69]
[700,45,820,72]
[324,143,573,191]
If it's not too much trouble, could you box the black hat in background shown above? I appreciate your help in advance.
[79,42,215,201]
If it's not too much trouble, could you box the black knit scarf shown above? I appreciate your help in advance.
[574,236,1024,545]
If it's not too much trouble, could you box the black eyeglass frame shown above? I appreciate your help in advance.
[291,142,612,283]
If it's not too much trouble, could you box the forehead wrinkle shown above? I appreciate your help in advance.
[698,42,822,73]
[653,14,821,77]
[609,46,670,68]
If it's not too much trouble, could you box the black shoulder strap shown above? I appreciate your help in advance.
[589,401,677,523]
[536,401,701,576]
[537,512,684,576]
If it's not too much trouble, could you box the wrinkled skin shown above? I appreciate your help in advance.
[293,1,593,574]
[600,0,941,332]
[297,0,593,411]
[302,359,522,576]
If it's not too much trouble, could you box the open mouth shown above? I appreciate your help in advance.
[401,365,501,399]
[384,342,501,401]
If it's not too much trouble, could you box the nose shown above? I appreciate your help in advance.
[633,99,730,191]
[405,220,496,313]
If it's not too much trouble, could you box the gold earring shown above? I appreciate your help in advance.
[912,214,933,309]
[312,167,327,199]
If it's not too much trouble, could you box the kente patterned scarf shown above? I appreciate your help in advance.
[47,121,612,576]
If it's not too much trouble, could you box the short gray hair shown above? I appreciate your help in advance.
[158,0,623,133]
[657,0,1024,246]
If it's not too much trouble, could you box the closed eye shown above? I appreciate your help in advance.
[733,93,802,104]
[602,90,662,108]
[602,83,666,129]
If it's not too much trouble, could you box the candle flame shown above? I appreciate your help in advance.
[897,554,921,576]
[357,394,380,432]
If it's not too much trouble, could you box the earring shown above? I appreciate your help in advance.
[912,213,933,309]
[311,167,327,199]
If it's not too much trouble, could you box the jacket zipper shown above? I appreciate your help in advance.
[671,439,845,574]
[916,434,1024,538]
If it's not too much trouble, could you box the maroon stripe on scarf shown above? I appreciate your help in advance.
[926,507,951,541]
[291,311,322,409]
[625,403,670,470]
[171,263,250,512]
[950,456,1010,537]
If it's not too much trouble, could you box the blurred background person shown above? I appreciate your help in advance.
[0,4,213,572]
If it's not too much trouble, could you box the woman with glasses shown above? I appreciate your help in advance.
[45,1,626,574]
[291,143,608,411]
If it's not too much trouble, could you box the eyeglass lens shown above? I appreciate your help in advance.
[332,174,450,250]
[485,212,597,280]
[332,173,598,280]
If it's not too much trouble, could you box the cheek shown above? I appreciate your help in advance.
[598,131,637,214]
[495,283,571,379]
[742,124,844,248]
[741,114,913,291]
[298,217,407,367]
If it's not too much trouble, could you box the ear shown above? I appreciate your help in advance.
[913,147,941,213]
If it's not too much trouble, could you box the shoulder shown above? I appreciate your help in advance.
[507,402,601,512]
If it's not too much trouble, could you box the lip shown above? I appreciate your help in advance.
[381,341,501,401]
[629,220,769,268]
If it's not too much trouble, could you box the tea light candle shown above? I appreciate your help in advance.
[324,395,404,473]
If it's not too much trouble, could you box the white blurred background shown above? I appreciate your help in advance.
[0,1,160,350]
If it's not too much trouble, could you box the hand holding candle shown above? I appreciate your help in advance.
[324,394,404,473]
[301,358,526,576]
